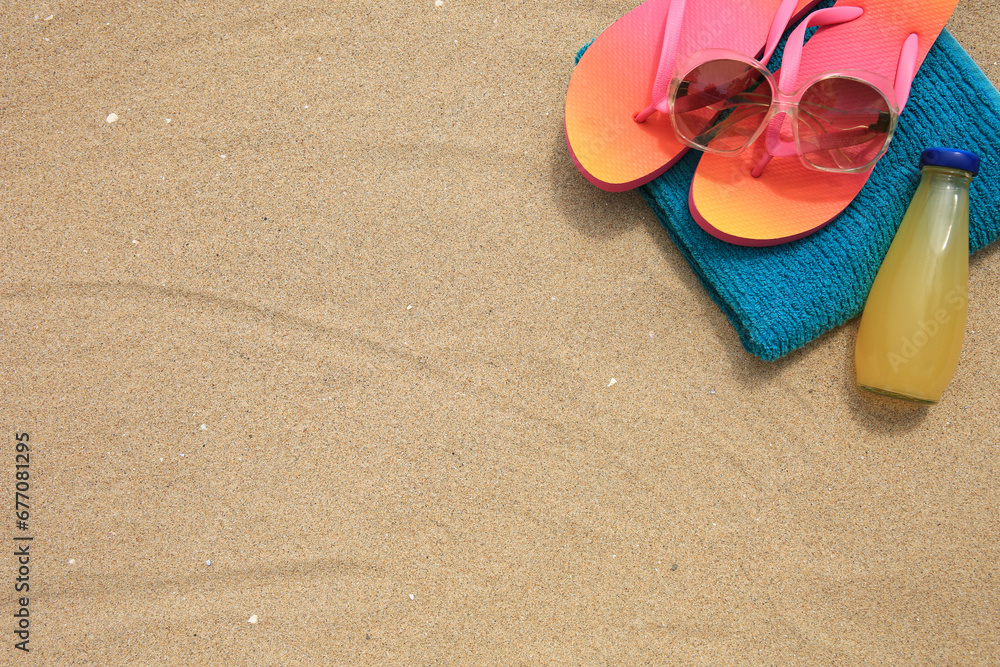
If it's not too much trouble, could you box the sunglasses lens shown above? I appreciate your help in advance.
[672,59,773,153]
[796,78,893,171]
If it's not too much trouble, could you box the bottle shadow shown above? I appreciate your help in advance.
[839,318,931,432]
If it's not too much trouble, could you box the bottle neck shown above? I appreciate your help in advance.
[920,165,975,185]
[913,165,971,252]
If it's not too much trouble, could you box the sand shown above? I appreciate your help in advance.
[2,0,998,664]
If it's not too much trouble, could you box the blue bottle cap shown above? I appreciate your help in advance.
[919,147,981,175]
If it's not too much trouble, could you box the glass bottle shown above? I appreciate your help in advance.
[855,147,980,404]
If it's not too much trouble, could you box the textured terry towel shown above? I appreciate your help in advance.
[575,28,1000,361]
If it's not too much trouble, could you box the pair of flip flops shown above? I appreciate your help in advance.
[565,0,961,246]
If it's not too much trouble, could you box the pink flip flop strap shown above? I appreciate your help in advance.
[640,0,688,121]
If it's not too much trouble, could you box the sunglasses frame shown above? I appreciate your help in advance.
[667,48,901,174]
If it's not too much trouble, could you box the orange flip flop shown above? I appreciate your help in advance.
[565,0,823,192]
[690,0,962,245]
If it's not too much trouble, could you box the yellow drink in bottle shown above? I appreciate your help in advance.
[855,148,980,404]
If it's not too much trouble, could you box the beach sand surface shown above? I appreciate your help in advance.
[2,1,998,663]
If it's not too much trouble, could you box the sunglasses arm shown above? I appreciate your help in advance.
[798,112,893,150]
[684,99,772,145]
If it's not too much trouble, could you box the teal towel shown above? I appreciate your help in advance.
[576,29,1000,361]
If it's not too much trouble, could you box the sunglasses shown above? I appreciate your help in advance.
[669,52,898,174]
[640,6,915,175]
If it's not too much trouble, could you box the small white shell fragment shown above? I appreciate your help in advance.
[206,560,212,566]
[608,378,617,387]
[200,424,207,430]
[106,113,118,123]
[248,615,258,624]
[409,594,414,600]
[435,0,443,6]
